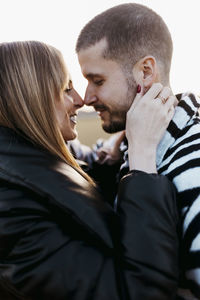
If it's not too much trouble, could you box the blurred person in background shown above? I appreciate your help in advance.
[0,41,179,299]
[76,3,200,299]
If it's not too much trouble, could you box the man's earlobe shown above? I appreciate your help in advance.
[132,56,158,92]
[143,64,152,78]
[142,56,157,89]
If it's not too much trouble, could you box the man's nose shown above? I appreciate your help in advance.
[73,90,84,108]
[84,87,97,106]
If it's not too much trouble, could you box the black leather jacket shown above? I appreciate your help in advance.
[0,127,179,299]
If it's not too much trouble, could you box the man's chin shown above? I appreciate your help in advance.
[102,121,125,133]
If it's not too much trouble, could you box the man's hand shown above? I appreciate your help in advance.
[96,131,125,165]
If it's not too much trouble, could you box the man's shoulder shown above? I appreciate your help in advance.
[158,115,200,179]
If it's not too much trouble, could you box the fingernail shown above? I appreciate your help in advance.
[137,84,141,93]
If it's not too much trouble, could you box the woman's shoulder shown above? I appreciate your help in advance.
[0,127,116,248]
[0,126,91,195]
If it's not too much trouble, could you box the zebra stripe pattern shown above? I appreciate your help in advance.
[156,93,200,299]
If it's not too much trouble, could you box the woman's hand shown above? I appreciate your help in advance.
[126,83,177,173]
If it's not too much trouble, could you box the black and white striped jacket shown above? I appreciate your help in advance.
[119,92,200,299]
[157,93,200,300]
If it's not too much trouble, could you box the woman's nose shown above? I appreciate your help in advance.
[73,90,84,108]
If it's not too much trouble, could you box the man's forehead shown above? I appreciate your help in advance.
[78,39,107,65]
[78,38,107,56]
[78,39,119,77]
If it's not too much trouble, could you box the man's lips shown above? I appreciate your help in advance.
[94,106,107,113]
[96,109,108,120]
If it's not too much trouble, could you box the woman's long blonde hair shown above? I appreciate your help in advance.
[0,41,94,184]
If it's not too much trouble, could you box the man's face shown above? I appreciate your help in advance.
[78,39,137,133]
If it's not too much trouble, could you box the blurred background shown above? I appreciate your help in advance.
[0,0,199,146]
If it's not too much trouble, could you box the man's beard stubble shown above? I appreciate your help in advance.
[102,110,127,133]
[103,73,137,133]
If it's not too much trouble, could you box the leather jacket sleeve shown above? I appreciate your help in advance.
[0,171,179,300]
[117,170,179,299]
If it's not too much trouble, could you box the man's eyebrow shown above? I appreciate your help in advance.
[85,73,102,79]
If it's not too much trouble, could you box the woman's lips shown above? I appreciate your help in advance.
[70,114,77,124]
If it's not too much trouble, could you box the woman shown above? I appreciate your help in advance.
[0,41,178,300]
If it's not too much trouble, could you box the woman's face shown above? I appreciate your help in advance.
[55,80,84,141]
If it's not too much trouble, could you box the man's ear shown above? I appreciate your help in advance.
[132,56,158,93]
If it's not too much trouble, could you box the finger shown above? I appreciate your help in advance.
[128,87,143,113]
[142,83,163,101]
[96,149,108,160]
[166,106,175,123]
[113,131,126,149]
[174,97,179,107]
[129,85,143,111]
[164,95,177,111]
[156,86,171,104]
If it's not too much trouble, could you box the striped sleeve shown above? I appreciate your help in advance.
[158,121,200,298]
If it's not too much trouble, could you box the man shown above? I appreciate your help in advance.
[75,3,200,299]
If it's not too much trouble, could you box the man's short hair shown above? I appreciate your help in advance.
[76,3,173,78]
